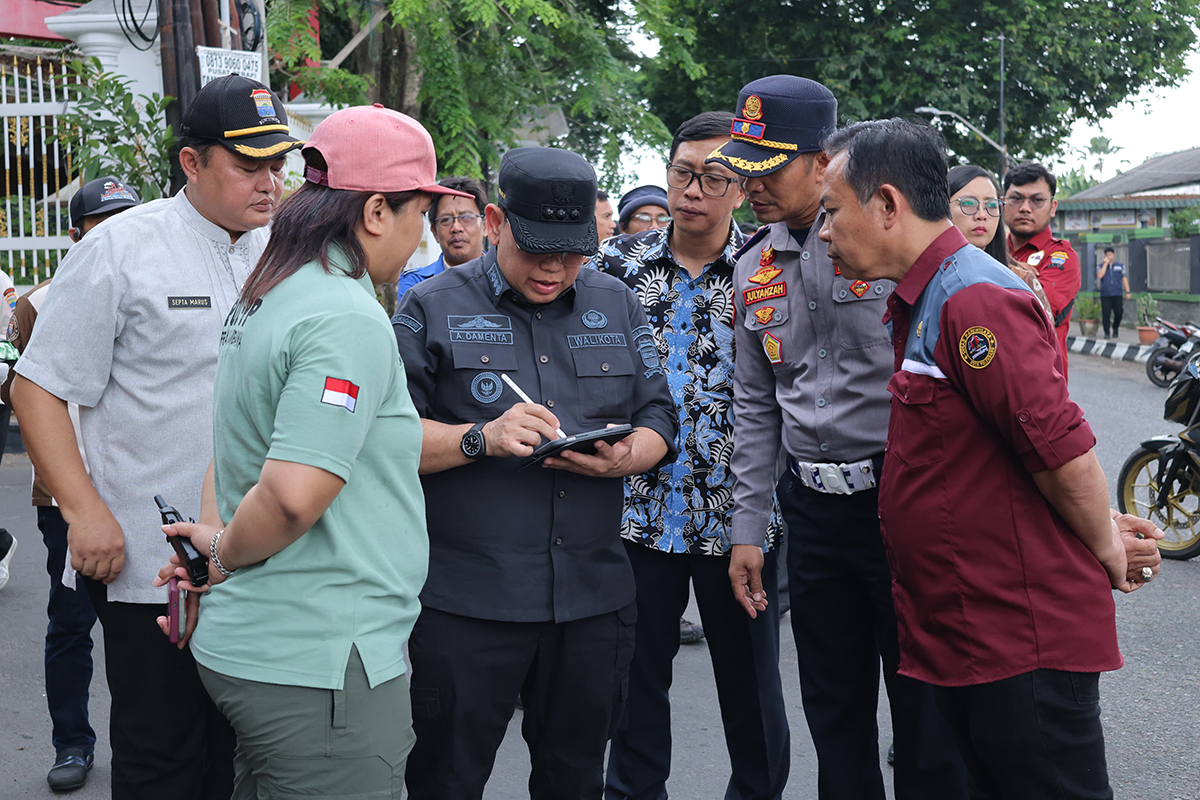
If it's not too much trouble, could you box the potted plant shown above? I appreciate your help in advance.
[1076,296,1101,338]
[1136,293,1159,344]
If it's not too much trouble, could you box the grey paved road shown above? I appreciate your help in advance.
[1,354,1198,798]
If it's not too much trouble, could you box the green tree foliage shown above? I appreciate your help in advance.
[1056,166,1098,199]
[639,1,1200,163]
[1169,206,1200,239]
[58,58,176,200]
[267,0,702,187]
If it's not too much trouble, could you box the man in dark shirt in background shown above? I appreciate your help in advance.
[394,146,677,800]
[1096,247,1130,339]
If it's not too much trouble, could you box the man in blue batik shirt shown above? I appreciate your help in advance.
[592,112,789,800]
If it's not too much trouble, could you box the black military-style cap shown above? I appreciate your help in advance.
[180,74,304,160]
[497,147,599,256]
[69,175,141,229]
[706,75,837,177]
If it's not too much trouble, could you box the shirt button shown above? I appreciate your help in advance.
[536,312,542,319]
[546,399,555,408]
[816,397,826,408]
[874,285,884,295]
[228,246,235,255]
[558,490,566,498]
[839,290,847,299]
[820,443,830,452]
[1017,411,1031,423]
[540,355,548,363]
[802,251,810,260]
[808,301,817,311]
[818,348,827,358]
[480,355,489,364]
[601,363,610,372]
[555,537,563,546]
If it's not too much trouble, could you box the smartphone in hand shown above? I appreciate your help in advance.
[168,577,181,643]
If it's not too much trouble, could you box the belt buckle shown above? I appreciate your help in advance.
[819,463,851,495]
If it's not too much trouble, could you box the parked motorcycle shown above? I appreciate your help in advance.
[1118,360,1200,559]
[1145,317,1200,387]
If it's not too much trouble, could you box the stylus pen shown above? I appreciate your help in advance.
[501,373,567,439]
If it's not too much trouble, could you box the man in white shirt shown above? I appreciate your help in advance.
[10,75,302,800]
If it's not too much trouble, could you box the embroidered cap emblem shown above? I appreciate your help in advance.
[250,88,275,118]
[959,326,997,369]
[748,264,782,285]
[742,94,763,121]
[471,372,503,403]
[581,309,608,329]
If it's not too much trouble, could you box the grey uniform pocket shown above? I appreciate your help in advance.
[447,343,518,416]
[832,276,891,349]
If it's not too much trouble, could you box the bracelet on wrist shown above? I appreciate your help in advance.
[209,528,234,577]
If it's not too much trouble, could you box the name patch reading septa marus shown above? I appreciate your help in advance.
[167,296,212,309]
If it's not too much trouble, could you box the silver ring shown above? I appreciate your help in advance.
[1142,566,1154,581]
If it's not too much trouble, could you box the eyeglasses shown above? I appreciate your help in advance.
[953,196,1003,217]
[1003,193,1050,210]
[632,212,672,225]
[666,165,736,198]
[534,251,588,269]
[433,213,484,230]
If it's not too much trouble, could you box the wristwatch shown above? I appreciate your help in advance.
[460,422,487,460]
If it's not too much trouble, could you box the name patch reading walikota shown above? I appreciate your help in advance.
[567,333,627,348]
[168,296,212,309]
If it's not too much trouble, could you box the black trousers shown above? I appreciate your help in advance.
[84,578,235,800]
[1100,295,1123,336]
[605,542,790,800]
[405,604,636,800]
[40,506,98,756]
[934,670,1112,800]
[778,474,968,800]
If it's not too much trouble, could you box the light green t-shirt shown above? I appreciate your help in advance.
[191,256,428,690]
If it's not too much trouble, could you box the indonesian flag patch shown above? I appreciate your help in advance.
[321,377,359,412]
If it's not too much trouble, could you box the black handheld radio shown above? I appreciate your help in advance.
[155,494,209,587]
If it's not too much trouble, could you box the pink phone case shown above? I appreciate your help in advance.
[168,577,180,643]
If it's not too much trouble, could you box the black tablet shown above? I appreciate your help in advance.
[522,424,635,468]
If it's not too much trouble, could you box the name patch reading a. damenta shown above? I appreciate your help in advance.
[743,282,786,305]
[168,296,212,309]
[567,333,627,348]
[447,314,514,344]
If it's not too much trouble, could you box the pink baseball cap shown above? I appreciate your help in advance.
[301,104,472,197]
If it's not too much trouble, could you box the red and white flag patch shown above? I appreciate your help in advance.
[321,377,359,412]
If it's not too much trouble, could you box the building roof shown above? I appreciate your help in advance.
[1059,195,1200,211]
[1069,147,1200,200]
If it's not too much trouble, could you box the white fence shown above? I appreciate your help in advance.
[2,50,77,285]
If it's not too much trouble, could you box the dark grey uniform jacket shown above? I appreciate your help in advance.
[394,252,678,623]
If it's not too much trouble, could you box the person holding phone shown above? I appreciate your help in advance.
[154,104,465,798]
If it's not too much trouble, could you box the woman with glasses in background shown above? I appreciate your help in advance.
[397,175,489,297]
[949,164,1051,314]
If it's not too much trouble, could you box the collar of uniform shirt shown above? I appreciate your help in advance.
[894,225,969,306]
[1007,224,1054,258]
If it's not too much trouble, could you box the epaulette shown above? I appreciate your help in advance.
[731,224,771,263]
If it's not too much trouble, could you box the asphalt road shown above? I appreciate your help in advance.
[2,353,1198,798]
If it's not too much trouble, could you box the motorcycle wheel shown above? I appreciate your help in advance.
[1118,446,1200,559]
[1146,346,1181,387]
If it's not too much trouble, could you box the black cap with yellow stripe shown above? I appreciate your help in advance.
[180,74,304,160]
[705,75,837,177]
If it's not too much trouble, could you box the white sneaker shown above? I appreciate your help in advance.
[0,529,15,591]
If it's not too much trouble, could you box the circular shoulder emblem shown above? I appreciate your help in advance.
[581,309,608,329]
[471,372,503,404]
[742,94,763,121]
[959,326,997,369]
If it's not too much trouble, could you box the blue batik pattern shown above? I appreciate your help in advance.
[590,225,781,555]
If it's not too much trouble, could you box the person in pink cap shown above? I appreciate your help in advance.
[153,104,469,799]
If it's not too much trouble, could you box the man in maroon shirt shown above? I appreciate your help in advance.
[817,117,1163,800]
[1003,163,1080,379]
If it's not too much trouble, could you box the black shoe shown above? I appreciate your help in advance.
[47,748,93,793]
[680,617,705,645]
[887,742,895,766]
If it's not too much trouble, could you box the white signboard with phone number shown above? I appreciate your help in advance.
[196,46,264,87]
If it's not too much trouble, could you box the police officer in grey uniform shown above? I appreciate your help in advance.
[708,76,968,800]
[393,146,678,800]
